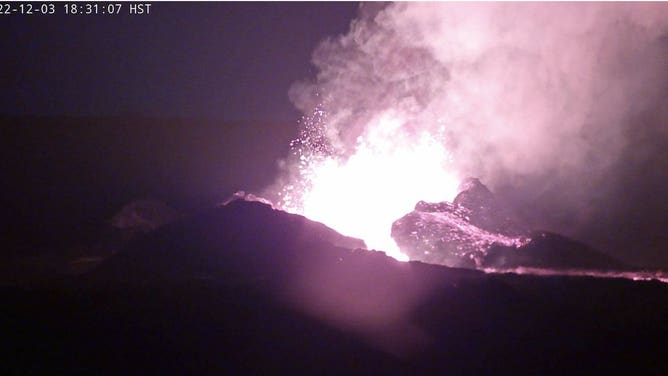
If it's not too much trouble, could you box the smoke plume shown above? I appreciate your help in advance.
[272,3,668,265]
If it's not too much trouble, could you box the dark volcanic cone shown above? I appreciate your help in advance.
[91,198,367,285]
[484,231,626,270]
[453,177,529,236]
[86,197,482,358]
[392,178,625,270]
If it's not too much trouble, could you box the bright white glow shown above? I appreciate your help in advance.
[279,111,461,261]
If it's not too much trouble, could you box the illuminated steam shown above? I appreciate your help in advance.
[268,3,668,261]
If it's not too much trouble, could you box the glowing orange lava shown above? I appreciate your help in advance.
[278,112,461,261]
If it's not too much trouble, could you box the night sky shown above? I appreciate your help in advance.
[1,2,358,255]
[1,2,358,121]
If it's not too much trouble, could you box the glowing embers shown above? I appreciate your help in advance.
[279,111,460,261]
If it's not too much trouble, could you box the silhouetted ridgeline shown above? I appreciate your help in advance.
[0,115,294,257]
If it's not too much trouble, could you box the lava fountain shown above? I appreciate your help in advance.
[276,109,460,261]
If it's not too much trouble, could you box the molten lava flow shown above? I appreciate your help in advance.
[278,111,460,261]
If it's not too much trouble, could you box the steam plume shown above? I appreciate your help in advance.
[270,3,668,264]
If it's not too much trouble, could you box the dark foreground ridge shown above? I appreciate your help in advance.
[2,199,668,374]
